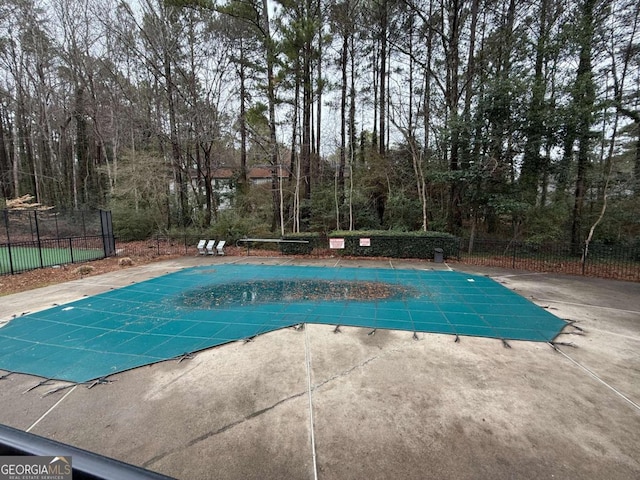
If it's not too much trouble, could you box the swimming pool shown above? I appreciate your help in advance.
[0,265,568,382]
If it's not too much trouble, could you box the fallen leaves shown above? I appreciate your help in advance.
[177,279,419,308]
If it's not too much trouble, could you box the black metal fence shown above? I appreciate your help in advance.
[1,209,114,275]
[457,239,640,281]
[114,234,205,258]
[6,223,636,281]
[1,236,109,275]
[1,209,106,242]
[113,234,640,282]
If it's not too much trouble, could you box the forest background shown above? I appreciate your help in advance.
[0,0,638,249]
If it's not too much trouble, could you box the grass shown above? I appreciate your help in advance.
[0,246,105,274]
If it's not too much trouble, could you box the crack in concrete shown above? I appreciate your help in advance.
[313,345,409,392]
[142,389,307,468]
[143,338,420,469]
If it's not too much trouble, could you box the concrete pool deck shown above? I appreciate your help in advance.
[1,255,639,479]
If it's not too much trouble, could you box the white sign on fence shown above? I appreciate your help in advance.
[329,238,345,249]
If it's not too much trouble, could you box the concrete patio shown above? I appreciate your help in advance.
[1,256,639,479]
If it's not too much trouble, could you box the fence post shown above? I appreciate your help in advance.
[582,244,587,275]
[512,242,517,269]
[99,210,115,257]
[69,237,75,264]
[6,242,14,275]
[184,233,188,255]
[157,234,161,255]
[3,210,15,275]
[34,210,44,268]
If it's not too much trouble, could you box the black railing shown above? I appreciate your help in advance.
[1,209,114,276]
[0,235,109,276]
[1,209,108,243]
[0,423,174,480]
[114,234,204,258]
[458,239,640,281]
[9,232,636,282]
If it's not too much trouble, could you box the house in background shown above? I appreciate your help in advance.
[208,164,291,210]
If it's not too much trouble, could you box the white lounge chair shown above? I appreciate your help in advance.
[216,240,226,256]
[205,240,216,255]
[197,239,207,255]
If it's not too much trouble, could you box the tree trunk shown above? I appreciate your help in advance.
[238,41,248,191]
[521,0,549,204]
[460,0,479,171]
[164,48,188,226]
[378,0,387,157]
[445,1,462,232]
[338,30,348,224]
[570,0,597,247]
[301,35,312,201]
[260,0,281,231]
[0,105,11,199]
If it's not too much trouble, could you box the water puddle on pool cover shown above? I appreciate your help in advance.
[176,279,420,308]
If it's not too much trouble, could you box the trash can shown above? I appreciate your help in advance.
[434,248,444,263]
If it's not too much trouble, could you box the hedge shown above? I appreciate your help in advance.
[280,233,321,255]
[282,231,460,259]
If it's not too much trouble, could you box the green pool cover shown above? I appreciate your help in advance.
[0,265,567,383]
